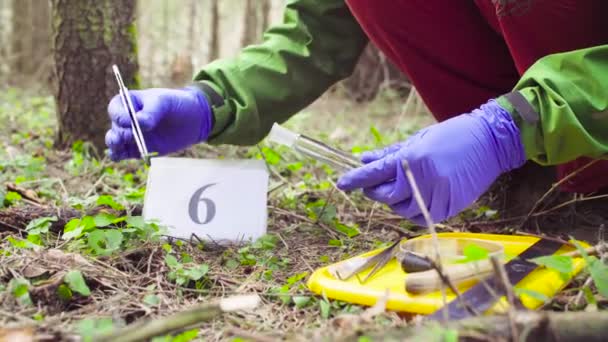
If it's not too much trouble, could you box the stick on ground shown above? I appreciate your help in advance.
[93,295,261,342]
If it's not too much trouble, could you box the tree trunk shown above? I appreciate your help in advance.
[208,0,220,61]
[10,0,30,75]
[8,0,51,86]
[241,0,258,47]
[51,0,139,153]
[261,0,271,33]
[31,0,52,85]
[342,44,409,102]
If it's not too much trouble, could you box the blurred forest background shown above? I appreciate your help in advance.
[0,0,409,108]
[1,0,418,156]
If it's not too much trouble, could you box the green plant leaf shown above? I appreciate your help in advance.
[9,278,32,306]
[514,288,549,302]
[64,270,91,296]
[184,264,209,281]
[165,254,180,268]
[88,229,123,256]
[460,243,489,263]
[7,236,38,249]
[328,239,342,247]
[25,216,57,235]
[369,125,383,144]
[126,216,145,229]
[143,294,161,307]
[93,213,117,227]
[63,216,96,240]
[57,284,73,301]
[96,195,124,210]
[260,147,281,165]
[571,239,608,298]
[226,259,239,270]
[588,257,608,298]
[583,286,597,306]
[27,234,43,246]
[293,296,311,308]
[333,222,360,238]
[320,299,331,319]
[531,255,573,275]
[5,191,22,204]
[76,318,115,342]
[170,329,199,342]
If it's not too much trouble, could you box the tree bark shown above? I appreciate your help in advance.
[208,0,220,61]
[10,0,31,74]
[8,0,51,85]
[241,0,258,47]
[51,0,139,153]
[342,44,409,102]
[261,0,271,33]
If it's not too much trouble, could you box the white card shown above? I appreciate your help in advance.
[143,157,269,243]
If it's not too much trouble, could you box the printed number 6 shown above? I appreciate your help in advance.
[188,184,217,224]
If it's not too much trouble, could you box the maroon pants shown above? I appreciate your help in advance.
[345,0,608,193]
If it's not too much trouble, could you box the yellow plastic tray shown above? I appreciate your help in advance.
[307,233,588,315]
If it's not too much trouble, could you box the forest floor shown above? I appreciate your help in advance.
[0,86,607,341]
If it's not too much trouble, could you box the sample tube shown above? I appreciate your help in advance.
[267,123,362,172]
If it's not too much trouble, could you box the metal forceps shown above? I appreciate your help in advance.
[112,64,151,166]
[329,239,434,284]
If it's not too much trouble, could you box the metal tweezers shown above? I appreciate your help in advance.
[331,239,434,284]
[112,64,151,166]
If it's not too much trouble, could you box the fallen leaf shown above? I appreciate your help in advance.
[0,327,35,342]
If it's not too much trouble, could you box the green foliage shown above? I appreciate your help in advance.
[143,294,161,307]
[531,255,573,276]
[233,234,289,280]
[369,125,383,145]
[305,199,360,238]
[572,240,608,298]
[65,141,101,176]
[88,229,123,256]
[96,195,125,211]
[456,242,489,263]
[165,254,210,287]
[319,298,331,319]
[24,216,58,246]
[292,295,312,308]
[61,212,163,256]
[514,288,550,303]
[9,277,32,306]
[152,329,199,342]
[4,191,22,206]
[64,270,91,296]
[76,317,116,342]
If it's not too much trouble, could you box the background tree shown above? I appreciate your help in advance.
[7,0,51,87]
[51,0,140,153]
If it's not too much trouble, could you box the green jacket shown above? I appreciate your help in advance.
[192,0,608,166]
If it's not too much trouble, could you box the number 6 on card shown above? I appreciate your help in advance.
[143,158,269,242]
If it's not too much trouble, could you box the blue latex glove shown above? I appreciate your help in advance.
[337,100,526,225]
[105,87,213,161]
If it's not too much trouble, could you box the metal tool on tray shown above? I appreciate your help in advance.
[112,64,151,166]
[328,237,504,294]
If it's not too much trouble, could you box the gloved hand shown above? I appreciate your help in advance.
[105,87,213,161]
[337,100,526,225]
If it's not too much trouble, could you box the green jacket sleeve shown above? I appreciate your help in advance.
[497,45,608,166]
[190,0,368,146]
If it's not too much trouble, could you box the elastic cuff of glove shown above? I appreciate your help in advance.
[478,99,527,172]
[184,86,214,142]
